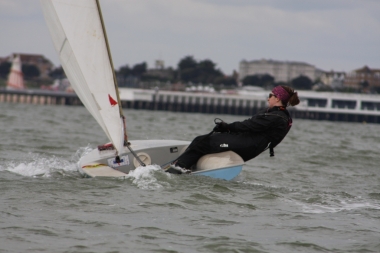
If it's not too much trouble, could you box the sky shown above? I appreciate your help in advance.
[1,0,379,75]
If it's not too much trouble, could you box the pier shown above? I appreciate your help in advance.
[0,89,81,106]
[1,88,380,124]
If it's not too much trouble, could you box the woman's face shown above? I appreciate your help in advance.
[267,93,279,108]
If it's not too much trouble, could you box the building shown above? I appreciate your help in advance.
[320,70,346,89]
[344,66,380,91]
[239,59,317,83]
[5,53,54,79]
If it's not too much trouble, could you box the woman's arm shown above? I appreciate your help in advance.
[228,112,286,133]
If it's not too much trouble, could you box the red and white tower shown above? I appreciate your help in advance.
[7,54,26,90]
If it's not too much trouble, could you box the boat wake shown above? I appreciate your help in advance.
[1,153,78,178]
[1,146,173,191]
[126,164,172,190]
[242,181,380,214]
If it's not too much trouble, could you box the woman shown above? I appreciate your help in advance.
[168,85,300,174]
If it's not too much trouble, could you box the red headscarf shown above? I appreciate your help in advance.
[272,86,290,105]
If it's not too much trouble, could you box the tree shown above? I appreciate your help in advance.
[260,74,274,87]
[178,56,198,82]
[22,64,40,79]
[242,75,261,86]
[275,81,288,86]
[197,59,223,84]
[116,64,131,78]
[0,61,11,78]
[180,68,198,83]
[131,62,147,77]
[291,75,313,90]
[177,56,224,84]
[115,64,132,87]
[242,74,275,88]
[214,76,237,86]
[178,56,197,71]
[49,66,66,79]
[198,59,216,72]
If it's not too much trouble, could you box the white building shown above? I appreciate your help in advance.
[320,71,346,88]
[239,59,317,83]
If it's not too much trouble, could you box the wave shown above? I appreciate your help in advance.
[0,145,96,178]
[1,145,175,191]
[299,201,380,214]
[126,164,172,190]
[1,153,78,178]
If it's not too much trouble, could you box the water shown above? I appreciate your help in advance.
[1,103,379,253]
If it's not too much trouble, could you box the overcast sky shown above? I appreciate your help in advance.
[1,0,379,74]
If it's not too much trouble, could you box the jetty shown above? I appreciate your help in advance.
[1,88,380,124]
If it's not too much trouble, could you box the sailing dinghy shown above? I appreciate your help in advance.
[40,0,244,181]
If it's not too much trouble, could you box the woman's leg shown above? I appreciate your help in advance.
[174,132,267,170]
[175,149,204,169]
[175,133,230,169]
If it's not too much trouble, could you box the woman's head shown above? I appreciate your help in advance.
[270,85,300,107]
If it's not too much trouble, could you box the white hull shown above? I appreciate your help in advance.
[79,140,190,175]
[79,140,244,181]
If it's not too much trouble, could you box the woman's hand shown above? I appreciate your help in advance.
[213,121,229,133]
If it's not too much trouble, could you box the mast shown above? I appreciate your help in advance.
[95,0,128,142]
[95,0,144,166]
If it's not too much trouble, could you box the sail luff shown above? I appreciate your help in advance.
[95,0,128,146]
[95,0,122,115]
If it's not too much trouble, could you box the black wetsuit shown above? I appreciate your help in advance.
[176,106,292,169]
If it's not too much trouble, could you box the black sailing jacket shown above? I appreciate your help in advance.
[188,106,292,162]
[178,106,293,168]
[227,106,292,157]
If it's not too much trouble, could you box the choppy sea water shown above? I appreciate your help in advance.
[0,102,379,253]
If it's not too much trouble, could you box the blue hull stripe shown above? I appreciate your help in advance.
[192,165,243,180]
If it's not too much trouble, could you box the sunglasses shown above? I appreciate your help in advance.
[269,93,277,98]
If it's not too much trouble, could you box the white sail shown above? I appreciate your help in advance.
[7,54,25,90]
[40,0,125,154]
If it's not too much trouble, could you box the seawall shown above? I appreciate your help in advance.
[1,88,380,124]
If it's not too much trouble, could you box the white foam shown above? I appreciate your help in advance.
[126,164,170,190]
[73,145,94,161]
[294,200,380,214]
[3,153,77,178]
